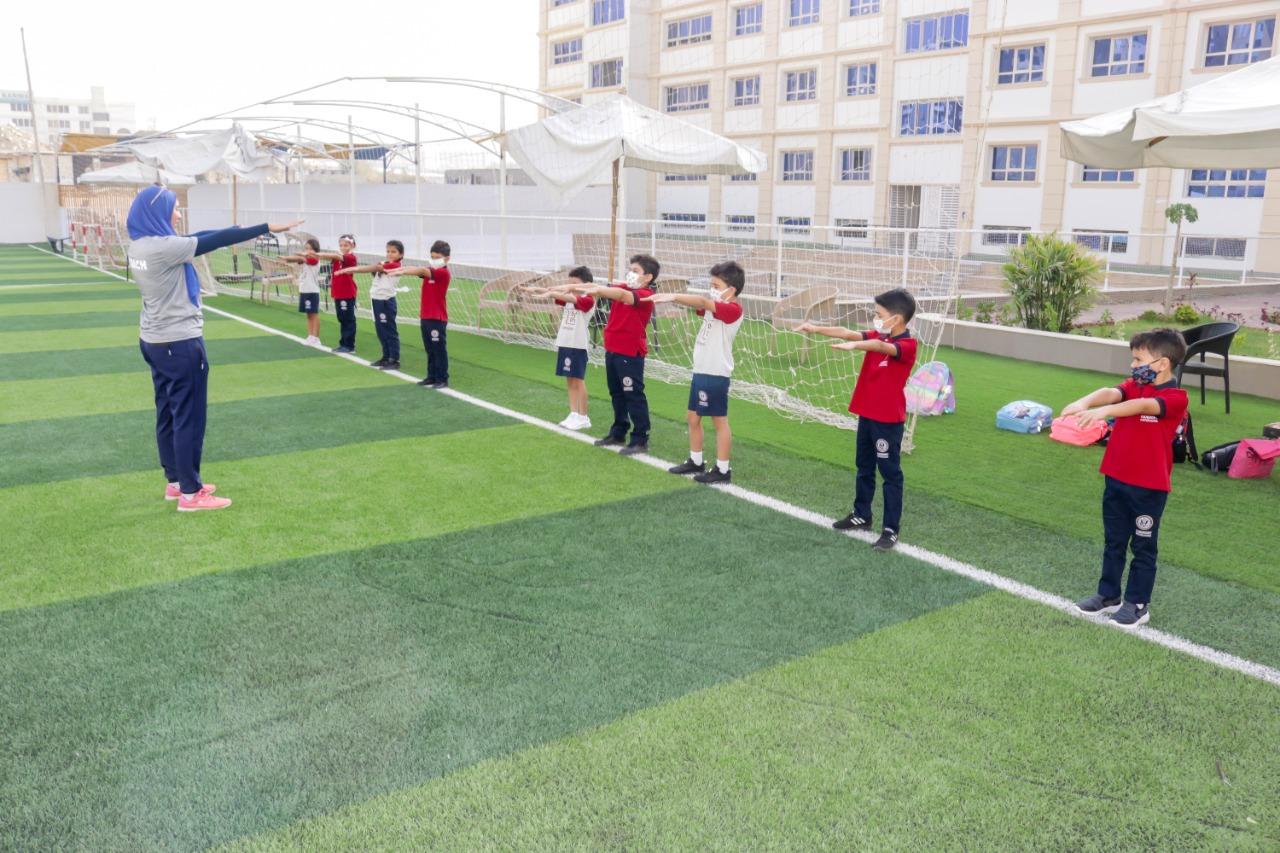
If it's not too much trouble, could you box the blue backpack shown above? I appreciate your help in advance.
[996,400,1053,434]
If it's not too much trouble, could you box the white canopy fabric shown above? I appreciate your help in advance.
[78,161,196,186]
[504,94,767,205]
[1060,55,1280,169]
[121,124,276,180]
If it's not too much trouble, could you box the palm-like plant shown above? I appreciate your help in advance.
[1164,203,1199,315]
[1002,233,1102,333]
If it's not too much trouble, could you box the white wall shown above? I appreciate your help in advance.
[0,184,59,243]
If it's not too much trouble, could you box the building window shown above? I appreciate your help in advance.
[590,59,623,88]
[591,0,624,26]
[553,0,578,5]
[10,102,30,112]
[50,119,70,129]
[781,150,814,181]
[552,37,583,65]
[79,121,89,131]
[848,0,879,16]
[661,213,707,230]
[46,104,70,114]
[77,105,88,114]
[835,218,870,239]
[663,173,708,182]
[93,126,109,134]
[982,226,1030,246]
[1090,33,1147,77]
[899,99,963,136]
[788,0,820,27]
[838,148,872,182]
[778,216,812,236]
[734,3,763,36]
[730,172,757,182]
[997,44,1046,84]
[1182,236,1247,260]
[13,118,31,127]
[784,69,817,102]
[844,62,877,96]
[667,14,713,47]
[1187,168,1266,198]
[732,76,761,106]
[92,112,110,122]
[726,214,756,233]
[665,82,710,112]
[1074,230,1129,254]
[904,11,969,53]
[1204,17,1275,67]
[1082,165,1135,183]
[990,144,1038,182]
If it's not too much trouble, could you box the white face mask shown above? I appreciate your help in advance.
[710,287,725,302]
[625,271,641,287]
[428,257,446,269]
[873,316,895,334]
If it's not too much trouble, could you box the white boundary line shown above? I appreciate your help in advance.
[27,244,1280,689]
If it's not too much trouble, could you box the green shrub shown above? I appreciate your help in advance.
[1172,303,1200,325]
[975,301,996,324]
[1002,233,1102,333]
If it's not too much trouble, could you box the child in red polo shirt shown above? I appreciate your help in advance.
[798,288,918,551]
[317,234,359,353]
[1064,328,1189,628]
[570,253,659,456]
[389,240,452,388]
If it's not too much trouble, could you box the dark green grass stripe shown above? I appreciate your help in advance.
[0,288,136,305]
[0,334,324,383]
[0,310,145,332]
[0,383,506,488]
[0,489,983,851]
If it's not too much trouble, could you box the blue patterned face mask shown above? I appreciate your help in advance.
[1131,362,1160,385]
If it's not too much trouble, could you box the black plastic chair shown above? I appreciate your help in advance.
[1176,321,1239,413]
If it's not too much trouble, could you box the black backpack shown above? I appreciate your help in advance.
[1201,441,1240,473]
[1173,411,1198,465]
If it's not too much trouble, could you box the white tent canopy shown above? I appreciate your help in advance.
[115,123,276,180]
[504,93,767,205]
[78,161,196,186]
[1060,55,1280,169]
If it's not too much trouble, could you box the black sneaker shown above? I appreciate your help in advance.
[1110,601,1150,628]
[832,514,872,531]
[668,458,705,475]
[1075,594,1122,614]
[332,346,354,354]
[594,435,626,448]
[370,358,388,368]
[432,381,449,389]
[694,467,731,484]
[618,443,648,456]
[379,360,400,371]
[871,529,898,551]
[417,378,434,386]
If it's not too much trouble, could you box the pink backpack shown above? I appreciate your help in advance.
[1050,416,1108,447]
[1227,438,1280,479]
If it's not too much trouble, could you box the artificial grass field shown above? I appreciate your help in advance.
[1,243,1279,851]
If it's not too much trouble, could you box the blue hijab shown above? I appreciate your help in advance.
[127,185,201,306]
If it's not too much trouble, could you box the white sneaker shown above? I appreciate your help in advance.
[557,413,576,428]
[568,413,591,431]
[309,336,323,347]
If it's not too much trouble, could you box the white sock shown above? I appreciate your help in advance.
[717,459,730,473]
[181,493,195,501]
[168,481,179,489]
[690,450,704,465]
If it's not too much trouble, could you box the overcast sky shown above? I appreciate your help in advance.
[6,1,541,136]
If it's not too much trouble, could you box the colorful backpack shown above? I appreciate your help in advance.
[996,401,1054,434]
[1049,416,1108,446]
[905,361,956,416]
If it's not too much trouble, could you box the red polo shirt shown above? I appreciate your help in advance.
[848,330,918,424]
[330,253,359,300]
[1100,379,1188,492]
[603,287,654,357]
[418,266,451,321]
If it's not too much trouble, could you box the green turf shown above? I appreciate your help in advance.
[0,318,266,354]
[0,285,135,304]
[0,310,158,332]
[0,297,140,317]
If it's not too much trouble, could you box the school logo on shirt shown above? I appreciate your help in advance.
[875,438,889,458]
[1140,415,1159,423]
[1135,515,1155,537]
[129,257,148,272]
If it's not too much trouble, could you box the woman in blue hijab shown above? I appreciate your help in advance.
[128,184,300,511]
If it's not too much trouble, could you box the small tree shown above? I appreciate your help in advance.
[1163,203,1199,315]
[1002,232,1102,333]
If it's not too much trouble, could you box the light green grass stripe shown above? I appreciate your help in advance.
[0,319,266,354]
[230,591,1280,853]
[0,354,391,424]
[0,284,133,301]
[0,298,138,317]
[0,427,686,612]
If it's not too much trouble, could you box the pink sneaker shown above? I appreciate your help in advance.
[165,483,216,501]
[177,491,232,512]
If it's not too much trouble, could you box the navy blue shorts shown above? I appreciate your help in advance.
[555,346,588,379]
[688,373,731,417]
[298,293,320,314]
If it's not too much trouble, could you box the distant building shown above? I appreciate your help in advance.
[0,86,137,140]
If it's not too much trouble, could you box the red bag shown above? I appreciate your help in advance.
[1227,438,1280,479]
[1050,416,1108,447]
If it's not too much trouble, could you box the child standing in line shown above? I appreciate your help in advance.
[1064,329,1189,628]
[646,260,745,484]
[343,240,405,370]
[798,288,919,551]
[522,265,597,430]
[279,238,324,347]
[570,254,659,456]
[315,233,358,353]
[388,240,452,388]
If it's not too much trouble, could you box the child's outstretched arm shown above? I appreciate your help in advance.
[1061,387,1123,417]
[642,292,711,311]
[577,284,637,305]
[314,251,346,262]
[343,262,385,275]
[795,322,862,341]
[385,266,428,277]
[831,338,898,354]
[277,254,310,264]
[1065,387,1161,426]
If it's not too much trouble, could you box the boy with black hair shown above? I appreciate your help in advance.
[571,254,659,455]
[344,240,405,370]
[1064,328,1189,628]
[647,260,745,483]
[522,265,597,430]
[798,287,918,551]
[389,240,452,387]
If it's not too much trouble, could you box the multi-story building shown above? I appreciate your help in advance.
[0,86,136,140]
[539,0,1280,272]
